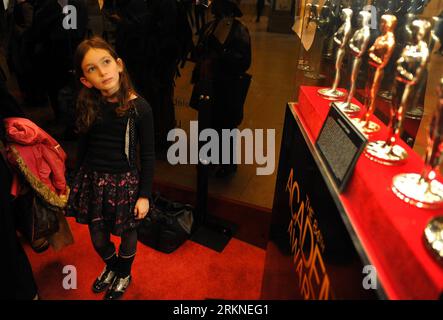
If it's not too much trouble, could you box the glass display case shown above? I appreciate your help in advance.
[262,0,443,300]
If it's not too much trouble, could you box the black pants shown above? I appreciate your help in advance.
[89,226,138,277]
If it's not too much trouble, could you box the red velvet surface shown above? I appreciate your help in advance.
[294,86,443,299]
[25,219,266,300]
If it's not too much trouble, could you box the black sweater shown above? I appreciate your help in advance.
[77,97,155,198]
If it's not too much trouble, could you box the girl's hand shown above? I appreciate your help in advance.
[134,197,150,220]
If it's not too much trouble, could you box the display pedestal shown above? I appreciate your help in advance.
[190,97,237,253]
[191,159,237,253]
[261,86,443,300]
[191,212,238,253]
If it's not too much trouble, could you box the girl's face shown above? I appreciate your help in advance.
[79,48,123,97]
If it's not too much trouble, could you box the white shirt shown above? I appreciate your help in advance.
[3,0,9,11]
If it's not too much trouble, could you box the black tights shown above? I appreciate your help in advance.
[89,226,138,277]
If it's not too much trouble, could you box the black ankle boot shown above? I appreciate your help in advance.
[92,266,116,293]
[104,275,132,300]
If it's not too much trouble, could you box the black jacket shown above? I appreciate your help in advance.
[191,18,251,128]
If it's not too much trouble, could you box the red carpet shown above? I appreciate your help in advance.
[25,218,266,300]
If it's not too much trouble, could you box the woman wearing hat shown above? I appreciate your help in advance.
[191,0,251,178]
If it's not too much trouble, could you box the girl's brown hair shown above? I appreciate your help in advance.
[74,36,137,133]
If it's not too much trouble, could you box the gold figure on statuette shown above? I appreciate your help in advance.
[365,19,431,165]
[392,76,443,209]
[352,14,397,134]
[318,8,353,100]
[335,10,372,116]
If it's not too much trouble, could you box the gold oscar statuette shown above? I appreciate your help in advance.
[352,14,397,134]
[391,76,443,209]
[377,13,417,102]
[365,19,431,165]
[335,10,372,116]
[318,8,353,100]
[406,16,443,119]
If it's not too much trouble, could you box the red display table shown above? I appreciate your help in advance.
[262,86,443,300]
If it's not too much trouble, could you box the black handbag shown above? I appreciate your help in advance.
[138,193,194,254]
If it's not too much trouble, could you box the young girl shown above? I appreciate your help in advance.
[66,37,155,300]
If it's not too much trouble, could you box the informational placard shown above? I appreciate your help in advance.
[316,103,368,192]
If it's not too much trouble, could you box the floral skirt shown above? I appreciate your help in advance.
[66,166,140,236]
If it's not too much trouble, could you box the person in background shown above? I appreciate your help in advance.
[110,0,148,97]
[8,0,37,105]
[191,0,251,178]
[143,0,179,154]
[85,0,117,45]
[30,0,87,120]
[1,0,24,116]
